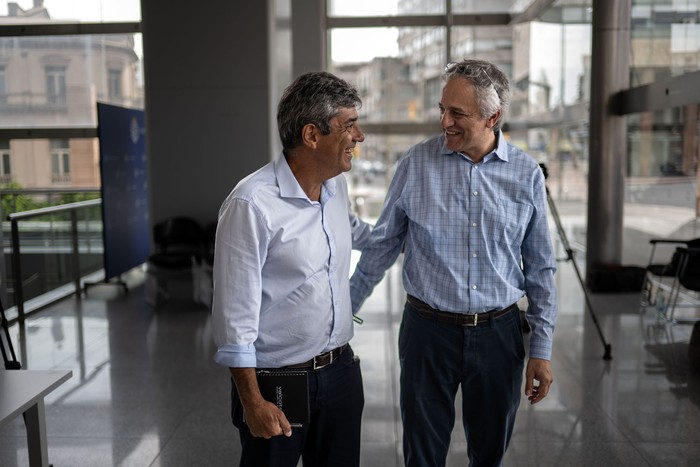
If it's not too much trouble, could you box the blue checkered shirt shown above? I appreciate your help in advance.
[350,131,557,360]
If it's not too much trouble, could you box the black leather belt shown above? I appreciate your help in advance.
[285,344,348,370]
[407,295,518,327]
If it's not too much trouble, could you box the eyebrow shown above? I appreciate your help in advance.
[340,115,359,126]
[439,102,468,114]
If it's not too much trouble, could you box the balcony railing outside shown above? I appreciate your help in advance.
[3,198,103,323]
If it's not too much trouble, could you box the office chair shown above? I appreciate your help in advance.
[145,216,205,306]
[641,237,700,312]
[666,247,700,323]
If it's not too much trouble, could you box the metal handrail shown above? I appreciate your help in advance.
[7,198,102,323]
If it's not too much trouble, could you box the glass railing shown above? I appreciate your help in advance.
[3,198,104,323]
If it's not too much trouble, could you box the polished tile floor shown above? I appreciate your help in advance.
[2,214,700,466]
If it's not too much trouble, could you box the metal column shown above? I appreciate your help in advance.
[586,0,631,277]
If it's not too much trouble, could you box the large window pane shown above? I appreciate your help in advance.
[0,0,141,22]
[346,132,432,223]
[330,27,400,64]
[0,33,143,129]
[2,138,99,188]
[328,0,444,17]
[631,1,700,85]
[330,27,439,123]
[452,0,520,14]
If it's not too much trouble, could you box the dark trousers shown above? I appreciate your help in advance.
[399,301,525,467]
[230,345,364,467]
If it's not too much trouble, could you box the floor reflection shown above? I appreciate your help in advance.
[1,244,700,466]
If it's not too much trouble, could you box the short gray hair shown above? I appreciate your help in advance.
[277,71,362,151]
[442,59,510,132]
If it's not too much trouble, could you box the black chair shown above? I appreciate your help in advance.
[146,216,205,306]
[641,237,700,310]
[666,247,700,323]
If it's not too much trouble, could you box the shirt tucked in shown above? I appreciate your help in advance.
[350,131,557,360]
[212,155,372,369]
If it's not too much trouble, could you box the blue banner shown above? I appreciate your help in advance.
[97,103,150,280]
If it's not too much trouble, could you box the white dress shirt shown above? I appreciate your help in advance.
[212,154,372,368]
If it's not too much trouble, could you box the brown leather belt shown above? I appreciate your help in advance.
[407,295,518,327]
[285,344,348,370]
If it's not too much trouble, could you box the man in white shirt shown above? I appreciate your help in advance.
[211,71,372,467]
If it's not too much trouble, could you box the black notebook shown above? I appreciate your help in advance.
[256,370,309,426]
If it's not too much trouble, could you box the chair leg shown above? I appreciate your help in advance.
[641,274,653,307]
[666,279,682,323]
[641,273,663,309]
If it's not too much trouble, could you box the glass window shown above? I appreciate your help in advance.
[630,1,700,86]
[0,140,10,183]
[0,33,143,128]
[2,153,11,176]
[328,0,444,16]
[1,137,99,188]
[452,0,515,14]
[108,68,123,100]
[0,0,141,22]
[624,103,698,256]
[0,65,6,103]
[51,138,70,183]
[330,27,400,64]
[45,65,67,105]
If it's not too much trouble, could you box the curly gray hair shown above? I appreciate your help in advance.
[277,71,362,151]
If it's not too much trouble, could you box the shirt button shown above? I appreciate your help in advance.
[472,222,477,227]
[473,191,478,196]
[472,253,477,258]
[472,285,477,289]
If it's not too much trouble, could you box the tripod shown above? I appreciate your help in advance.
[1,299,22,369]
[541,164,612,360]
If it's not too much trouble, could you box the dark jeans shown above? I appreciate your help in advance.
[399,301,525,467]
[230,345,364,467]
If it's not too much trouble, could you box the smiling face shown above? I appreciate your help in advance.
[439,77,499,162]
[315,106,365,176]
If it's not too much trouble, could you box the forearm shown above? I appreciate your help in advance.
[230,367,265,410]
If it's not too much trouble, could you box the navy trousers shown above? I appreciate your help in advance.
[230,345,364,467]
[399,301,526,467]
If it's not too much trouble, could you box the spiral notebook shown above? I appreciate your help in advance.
[256,370,309,426]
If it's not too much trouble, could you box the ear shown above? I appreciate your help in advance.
[301,123,319,149]
[486,109,501,129]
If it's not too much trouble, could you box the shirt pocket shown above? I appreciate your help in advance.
[494,199,533,246]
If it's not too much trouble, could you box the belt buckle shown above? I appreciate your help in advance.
[313,351,331,370]
[466,313,478,327]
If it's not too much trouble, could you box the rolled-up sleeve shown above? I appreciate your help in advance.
[211,196,267,368]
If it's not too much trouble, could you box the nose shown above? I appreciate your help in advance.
[354,124,365,143]
[440,110,453,127]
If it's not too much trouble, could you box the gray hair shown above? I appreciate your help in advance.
[277,71,362,151]
[442,59,510,132]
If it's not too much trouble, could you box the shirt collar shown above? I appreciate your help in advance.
[493,130,509,162]
[273,153,337,201]
[440,129,509,163]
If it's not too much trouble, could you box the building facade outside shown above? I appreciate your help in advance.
[0,0,142,190]
[329,0,700,216]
